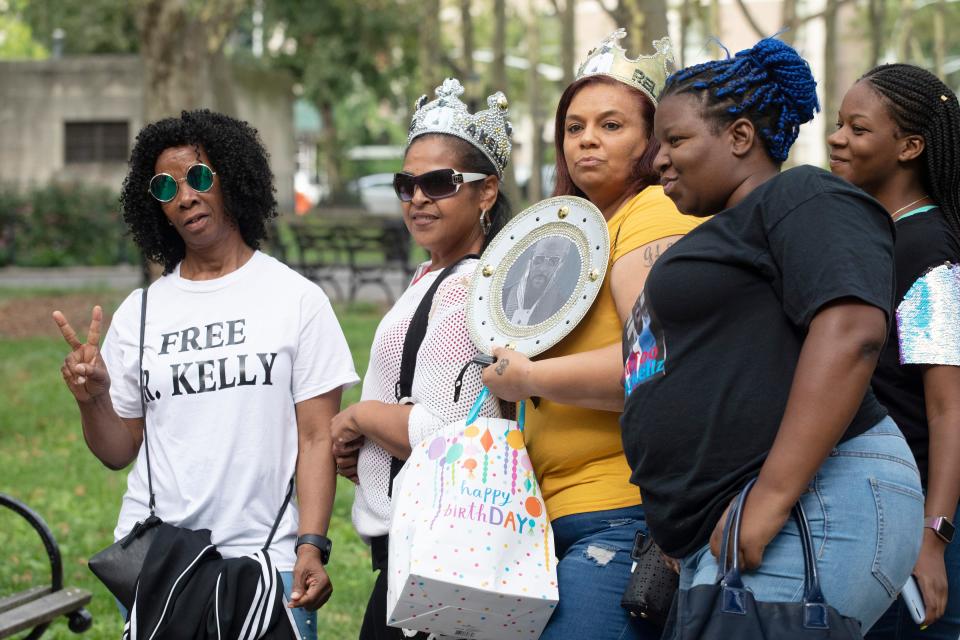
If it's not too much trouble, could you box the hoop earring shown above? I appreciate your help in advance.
[480,209,492,235]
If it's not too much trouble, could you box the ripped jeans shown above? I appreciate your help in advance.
[539,504,661,640]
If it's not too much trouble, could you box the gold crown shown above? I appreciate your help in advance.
[575,29,674,106]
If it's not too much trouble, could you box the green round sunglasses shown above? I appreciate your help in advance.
[148,163,217,203]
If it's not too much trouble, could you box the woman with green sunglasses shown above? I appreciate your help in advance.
[52,109,359,639]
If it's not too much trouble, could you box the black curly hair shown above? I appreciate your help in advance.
[860,64,960,241]
[119,109,277,274]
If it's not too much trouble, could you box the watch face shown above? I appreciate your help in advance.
[940,518,956,543]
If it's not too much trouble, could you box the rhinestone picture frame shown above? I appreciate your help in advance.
[467,196,610,357]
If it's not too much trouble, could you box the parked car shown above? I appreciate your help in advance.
[353,173,403,216]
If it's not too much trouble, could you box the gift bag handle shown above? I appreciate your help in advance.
[717,477,831,629]
[463,387,525,433]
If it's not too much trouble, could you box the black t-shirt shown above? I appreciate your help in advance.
[871,207,960,486]
[620,166,895,558]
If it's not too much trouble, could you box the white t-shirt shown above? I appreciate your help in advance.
[352,260,501,540]
[101,251,359,570]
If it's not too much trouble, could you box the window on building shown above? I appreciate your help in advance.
[64,121,129,163]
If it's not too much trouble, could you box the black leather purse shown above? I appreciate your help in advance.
[661,478,863,640]
[88,287,159,609]
[620,529,680,627]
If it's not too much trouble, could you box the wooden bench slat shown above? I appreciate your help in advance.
[0,586,51,615]
[0,588,91,638]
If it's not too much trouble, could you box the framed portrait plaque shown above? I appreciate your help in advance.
[467,196,610,357]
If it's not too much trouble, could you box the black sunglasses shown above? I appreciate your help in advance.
[393,168,488,202]
[148,163,217,203]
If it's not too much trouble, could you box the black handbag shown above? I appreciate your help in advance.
[662,477,863,639]
[620,529,679,627]
[88,287,160,609]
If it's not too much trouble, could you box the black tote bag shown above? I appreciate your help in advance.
[662,478,864,640]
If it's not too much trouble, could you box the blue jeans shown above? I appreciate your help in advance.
[117,570,316,639]
[539,504,661,640]
[679,417,924,632]
[280,570,318,640]
[866,503,960,639]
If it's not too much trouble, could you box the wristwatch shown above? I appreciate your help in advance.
[925,516,956,544]
[296,534,333,564]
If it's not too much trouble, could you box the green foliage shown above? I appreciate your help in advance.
[0,12,48,59]
[266,0,418,111]
[16,0,138,55]
[0,302,382,639]
[0,183,136,267]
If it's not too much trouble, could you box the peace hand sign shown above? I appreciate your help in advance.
[53,306,111,403]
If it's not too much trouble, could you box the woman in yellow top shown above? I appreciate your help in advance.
[483,30,702,639]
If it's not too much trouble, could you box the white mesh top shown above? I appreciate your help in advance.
[352,259,502,540]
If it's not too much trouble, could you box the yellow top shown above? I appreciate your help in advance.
[524,185,704,520]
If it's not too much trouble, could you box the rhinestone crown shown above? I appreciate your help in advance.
[407,78,513,177]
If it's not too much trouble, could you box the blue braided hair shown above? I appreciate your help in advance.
[661,37,820,162]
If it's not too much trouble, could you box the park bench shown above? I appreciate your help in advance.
[0,493,92,640]
[285,215,414,304]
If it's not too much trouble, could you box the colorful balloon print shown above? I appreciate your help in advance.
[519,453,532,471]
[446,442,464,464]
[506,429,525,450]
[428,437,446,460]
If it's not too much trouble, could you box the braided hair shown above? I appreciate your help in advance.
[860,64,960,241]
[661,38,820,163]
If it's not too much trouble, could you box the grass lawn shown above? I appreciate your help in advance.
[0,295,382,639]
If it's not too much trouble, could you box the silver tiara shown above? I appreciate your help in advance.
[407,78,513,177]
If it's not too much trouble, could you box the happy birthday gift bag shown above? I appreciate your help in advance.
[387,398,559,639]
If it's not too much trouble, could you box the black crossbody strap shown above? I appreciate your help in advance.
[263,477,295,551]
[137,287,157,515]
[388,254,479,496]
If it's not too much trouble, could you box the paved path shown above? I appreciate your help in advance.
[0,265,407,304]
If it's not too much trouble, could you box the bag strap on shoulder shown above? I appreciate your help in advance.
[138,287,157,516]
[388,254,478,496]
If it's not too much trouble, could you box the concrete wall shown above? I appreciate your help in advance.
[0,56,144,193]
[0,55,296,211]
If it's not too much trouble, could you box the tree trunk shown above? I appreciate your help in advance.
[137,0,242,282]
[138,0,243,122]
[933,0,946,80]
[461,0,477,109]
[867,0,885,68]
[894,0,915,62]
[528,0,544,203]
[492,0,507,92]
[560,0,576,86]
[635,0,669,49]
[679,0,691,67]
[780,0,797,45]
[601,1,632,50]
[139,0,208,123]
[710,0,722,44]
[822,0,839,161]
[735,0,767,40]
[320,101,344,198]
[492,0,522,206]
[419,0,441,94]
